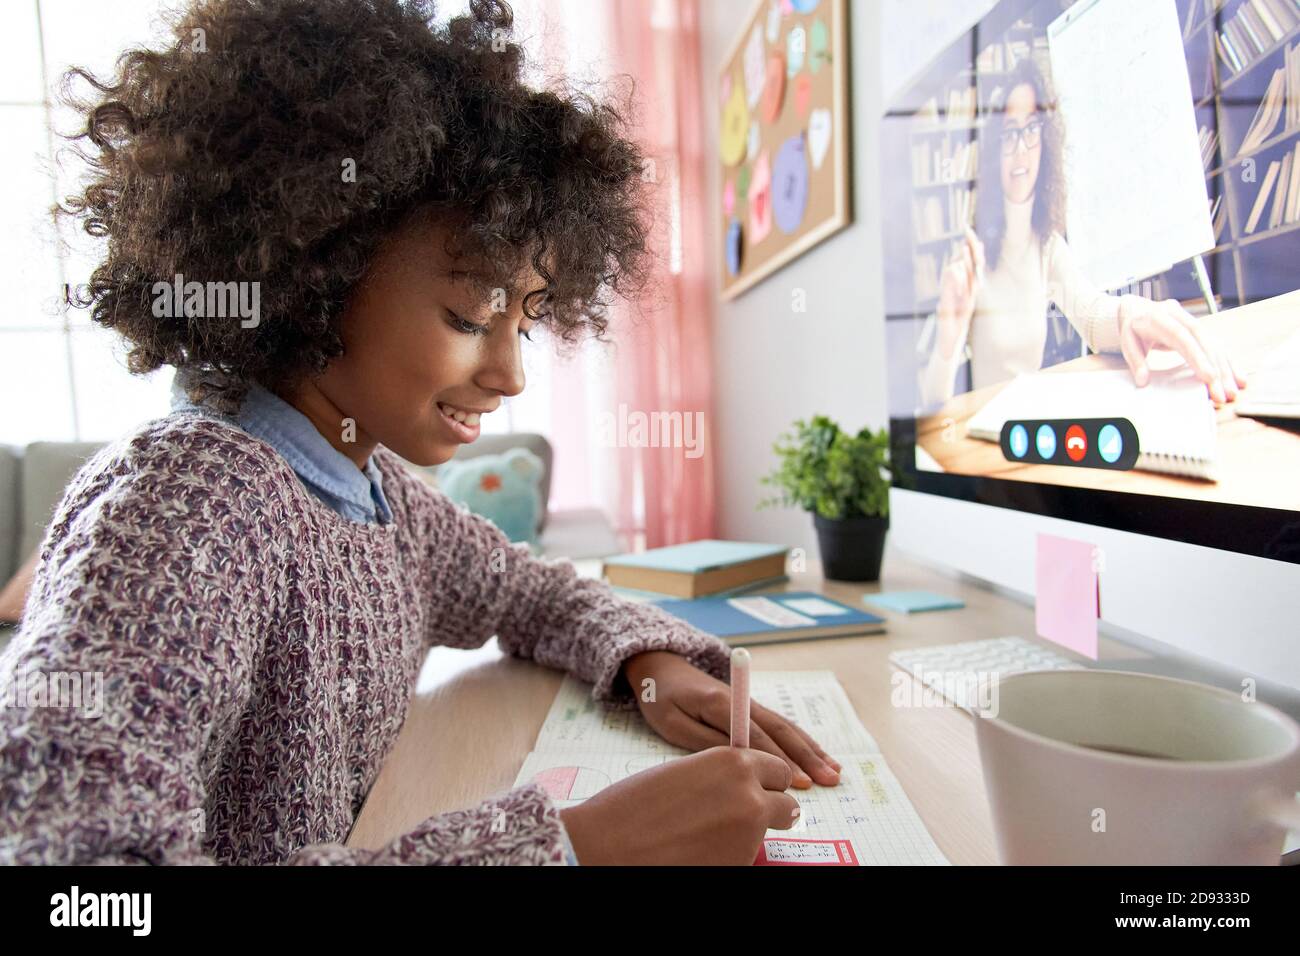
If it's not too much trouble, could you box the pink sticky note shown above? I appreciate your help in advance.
[747,149,773,243]
[1034,533,1099,659]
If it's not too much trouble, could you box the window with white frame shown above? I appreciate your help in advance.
[0,0,610,467]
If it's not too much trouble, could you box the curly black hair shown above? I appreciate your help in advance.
[58,0,650,410]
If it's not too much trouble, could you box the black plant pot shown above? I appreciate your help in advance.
[812,513,888,582]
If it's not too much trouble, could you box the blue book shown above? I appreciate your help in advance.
[652,591,886,646]
[602,539,789,599]
[863,590,965,614]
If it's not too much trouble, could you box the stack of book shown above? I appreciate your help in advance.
[1216,0,1300,76]
[602,540,789,600]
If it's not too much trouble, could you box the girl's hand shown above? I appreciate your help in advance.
[558,746,800,865]
[935,227,985,360]
[1117,296,1247,405]
[622,650,841,789]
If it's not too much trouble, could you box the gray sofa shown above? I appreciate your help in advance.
[0,432,621,644]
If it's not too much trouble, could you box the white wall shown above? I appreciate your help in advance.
[699,0,994,550]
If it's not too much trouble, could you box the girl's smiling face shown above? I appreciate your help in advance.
[290,211,540,468]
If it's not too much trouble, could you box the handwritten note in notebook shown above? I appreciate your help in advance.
[516,672,949,865]
[966,365,1218,479]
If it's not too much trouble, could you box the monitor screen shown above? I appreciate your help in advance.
[881,0,1300,564]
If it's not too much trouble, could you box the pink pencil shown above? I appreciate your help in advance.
[730,647,751,748]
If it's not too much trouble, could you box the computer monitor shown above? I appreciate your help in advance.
[880,0,1300,695]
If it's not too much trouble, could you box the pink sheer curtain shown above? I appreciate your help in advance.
[521,0,717,550]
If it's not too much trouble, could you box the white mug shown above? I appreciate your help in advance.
[973,669,1300,865]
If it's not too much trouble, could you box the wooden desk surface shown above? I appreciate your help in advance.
[345,552,1148,865]
[917,290,1300,511]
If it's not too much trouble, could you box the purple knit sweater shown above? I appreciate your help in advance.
[0,412,732,865]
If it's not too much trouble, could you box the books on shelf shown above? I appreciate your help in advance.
[1210,193,1228,241]
[1245,157,1283,232]
[912,194,946,242]
[1287,139,1300,221]
[1236,64,1287,156]
[1216,0,1300,77]
[1289,42,1300,131]
[976,37,1035,73]
[1199,124,1220,169]
[949,184,976,232]
[944,85,977,126]
[1271,149,1293,227]
[910,138,978,187]
[1241,141,1300,234]
[914,251,940,302]
[601,539,789,600]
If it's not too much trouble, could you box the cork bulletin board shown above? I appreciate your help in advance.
[718,0,851,300]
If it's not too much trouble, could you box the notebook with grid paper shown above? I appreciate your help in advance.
[515,672,949,865]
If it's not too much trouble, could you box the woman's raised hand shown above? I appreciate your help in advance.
[936,227,985,360]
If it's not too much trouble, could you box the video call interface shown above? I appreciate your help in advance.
[882,0,1300,516]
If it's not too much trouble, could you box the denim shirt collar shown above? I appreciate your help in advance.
[169,374,393,526]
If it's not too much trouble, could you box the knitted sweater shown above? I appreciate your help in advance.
[0,412,732,865]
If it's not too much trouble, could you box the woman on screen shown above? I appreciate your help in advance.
[920,58,1245,409]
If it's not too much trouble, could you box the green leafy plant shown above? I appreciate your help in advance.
[758,415,891,520]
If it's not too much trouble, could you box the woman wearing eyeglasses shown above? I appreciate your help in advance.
[920,58,1245,408]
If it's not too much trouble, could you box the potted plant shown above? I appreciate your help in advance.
[759,414,891,582]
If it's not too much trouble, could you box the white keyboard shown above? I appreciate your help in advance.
[890,636,1084,712]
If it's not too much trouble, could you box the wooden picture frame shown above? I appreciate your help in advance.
[718,0,852,300]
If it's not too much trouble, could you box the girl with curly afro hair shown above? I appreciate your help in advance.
[0,0,835,867]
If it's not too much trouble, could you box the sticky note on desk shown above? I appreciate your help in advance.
[1035,533,1099,660]
[863,591,964,614]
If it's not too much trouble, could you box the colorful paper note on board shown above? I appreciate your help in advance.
[810,18,829,72]
[786,25,807,75]
[808,107,832,170]
[717,0,849,298]
[725,220,743,276]
[772,134,809,234]
[743,23,765,107]
[720,80,748,167]
[748,150,773,243]
[794,73,812,116]
[761,53,785,123]
[1035,533,1099,659]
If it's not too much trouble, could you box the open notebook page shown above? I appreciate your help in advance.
[517,672,949,866]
